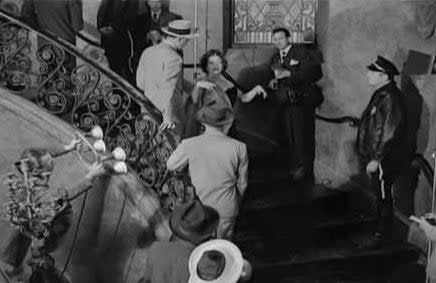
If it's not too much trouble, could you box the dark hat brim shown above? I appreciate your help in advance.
[161,27,198,38]
[170,203,219,245]
[195,107,234,128]
[367,63,382,72]
[196,111,234,127]
[367,60,400,76]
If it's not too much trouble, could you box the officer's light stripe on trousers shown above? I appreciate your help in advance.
[378,164,385,200]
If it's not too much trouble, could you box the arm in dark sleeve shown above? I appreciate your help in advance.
[69,0,84,32]
[281,48,323,88]
[373,94,403,161]
[119,1,141,28]
[20,0,38,28]
[97,0,110,29]
[268,53,277,78]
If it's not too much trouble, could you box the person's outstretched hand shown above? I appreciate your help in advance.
[64,138,81,151]
[196,81,216,90]
[253,85,267,98]
[160,115,176,131]
[85,163,105,180]
[99,26,113,36]
[366,160,379,174]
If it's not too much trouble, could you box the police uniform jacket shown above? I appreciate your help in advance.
[357,81,407,173]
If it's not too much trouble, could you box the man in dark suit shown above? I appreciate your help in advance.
[97,0,152,84]
[21,0,83,73]
[268,27,323,182]
[21,0,83,44]
[147,0,182,45]
[357,55,407,247]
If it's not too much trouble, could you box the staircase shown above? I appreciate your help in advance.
[234,153,423,282]
[0,8,427,283]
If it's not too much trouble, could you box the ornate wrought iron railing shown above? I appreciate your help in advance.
[0,10,193,212]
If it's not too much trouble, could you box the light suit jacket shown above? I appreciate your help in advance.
[167,128,249,218]
[136,41,183,122]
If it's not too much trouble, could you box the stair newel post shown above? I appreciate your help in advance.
[428,150,436,283]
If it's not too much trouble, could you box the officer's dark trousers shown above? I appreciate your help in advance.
[283,103,315,180]
[370,166,395,242]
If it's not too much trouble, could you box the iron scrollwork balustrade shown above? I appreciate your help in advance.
[0,10,194,211]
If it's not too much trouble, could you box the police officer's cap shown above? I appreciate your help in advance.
[367,55,400,76]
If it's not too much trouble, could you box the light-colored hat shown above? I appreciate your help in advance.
[188,239,244,283]
[161,19,198,38]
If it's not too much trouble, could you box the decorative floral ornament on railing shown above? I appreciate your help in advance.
[4,127,129,282]
[0,10,194,212]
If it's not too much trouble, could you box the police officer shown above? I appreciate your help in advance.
[357,55,407,247]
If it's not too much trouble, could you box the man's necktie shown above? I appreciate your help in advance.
[153,12,158,22]
[280,52,286,65]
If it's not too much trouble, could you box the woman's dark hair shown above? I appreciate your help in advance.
[272,27,290,38]
[200,49,228,74]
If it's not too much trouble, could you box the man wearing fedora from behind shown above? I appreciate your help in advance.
[136,19,196,131]
[356,55,407,248]
[139,198,219,283]
[167,103,248,240]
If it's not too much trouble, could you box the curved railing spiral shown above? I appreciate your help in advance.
[0,9,194,212]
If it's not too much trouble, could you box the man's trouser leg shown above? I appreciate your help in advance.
[371,164,394,243]
[283,105,299,171]
[302,104,315,181]
[286,105,310,177]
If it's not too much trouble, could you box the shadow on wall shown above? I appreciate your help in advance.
[400,74,433,218]
[401,74,428,158]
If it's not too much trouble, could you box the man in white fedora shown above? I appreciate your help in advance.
[136,19,196,131]
[188,239,252,283]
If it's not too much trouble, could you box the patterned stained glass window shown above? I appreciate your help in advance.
[233,0,317,45]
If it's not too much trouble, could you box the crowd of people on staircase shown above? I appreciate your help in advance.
[2,0,430,281]
[131,15,414,281]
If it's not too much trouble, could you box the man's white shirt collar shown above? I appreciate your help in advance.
[163,39,178,51]
[152,10,161,20]
[280,44,292,57]
[204,126,225,136]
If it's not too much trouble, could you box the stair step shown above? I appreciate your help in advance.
[235,213,376,257]
[238,188,352,238]
[242,184,348,213]
[251,243,422,282]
